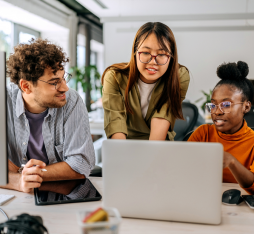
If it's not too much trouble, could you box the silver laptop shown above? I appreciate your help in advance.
[102,140,223,225]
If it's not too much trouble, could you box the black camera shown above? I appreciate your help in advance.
[0,213,48,234]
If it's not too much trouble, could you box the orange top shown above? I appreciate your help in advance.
[188,120,254,195]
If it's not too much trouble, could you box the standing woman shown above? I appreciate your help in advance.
[102,22,190,140]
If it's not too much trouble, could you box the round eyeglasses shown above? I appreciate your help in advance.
[137,52,171,65]
[38,72,72,90]
[206,101,244,114]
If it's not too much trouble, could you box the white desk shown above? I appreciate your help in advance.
[0,179,254,234]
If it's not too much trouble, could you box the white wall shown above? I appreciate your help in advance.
[103,21,254,107]
[176,30,254,104]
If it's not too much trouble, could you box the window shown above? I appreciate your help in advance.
[77,46,98,68]
[14,24,40,45]
[0,18,41,85]
[77,45,86,68]
[0,18,40,59]
[76,34,103,104]
[0,18,12,58]
[90,51,97,66]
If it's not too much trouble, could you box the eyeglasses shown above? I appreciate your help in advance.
[137,51,172,65]
[38,72,72,90]
[206,101,244,114]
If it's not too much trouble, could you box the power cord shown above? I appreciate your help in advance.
[0,213,48,234]
[0,208,9,220]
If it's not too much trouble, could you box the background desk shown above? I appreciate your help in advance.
[89,110,105,137]
[0,178,254,234]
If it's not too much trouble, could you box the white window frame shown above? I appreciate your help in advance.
[14,23,40,46]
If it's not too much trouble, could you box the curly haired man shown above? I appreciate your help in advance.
[2,38,95,193]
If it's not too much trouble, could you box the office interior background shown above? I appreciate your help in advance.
[1,1,254,231]
[1,0,254,147]
[1,0,254,104]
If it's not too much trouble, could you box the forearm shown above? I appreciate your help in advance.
[111,133,126,139]
[0,160,21,191]
[229,159,254,188]
[39,180,81,195]
[149,118,170,140]
[149,132,168,141]
[0,172,21,191]
[43,161,85,182]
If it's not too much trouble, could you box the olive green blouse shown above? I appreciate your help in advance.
[102,67,190,140]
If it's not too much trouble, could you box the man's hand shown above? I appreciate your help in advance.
[19,159,46,193]
[3,159,84,192]
[223,152,235,169]
[8,160,19,172]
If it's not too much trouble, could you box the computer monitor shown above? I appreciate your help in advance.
[0,51,7,185]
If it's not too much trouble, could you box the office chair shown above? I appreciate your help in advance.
[174,102,199,141]
[244,106,254,128]
[182,130,195,141]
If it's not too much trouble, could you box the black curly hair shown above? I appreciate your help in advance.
[214,61,254,103]
[7,38,69,88]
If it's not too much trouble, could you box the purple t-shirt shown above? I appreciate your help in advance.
[25,109,49,165]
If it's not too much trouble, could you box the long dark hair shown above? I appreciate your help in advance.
[102,22,185,119]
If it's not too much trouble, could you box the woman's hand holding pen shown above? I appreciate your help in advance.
[19,159,46,193]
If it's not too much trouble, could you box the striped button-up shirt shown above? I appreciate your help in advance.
[7,84,95,178]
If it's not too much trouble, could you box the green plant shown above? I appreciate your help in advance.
[69,65,101,112]
[195,90,213,113]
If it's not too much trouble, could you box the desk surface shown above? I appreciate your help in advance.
[0,178,254,234]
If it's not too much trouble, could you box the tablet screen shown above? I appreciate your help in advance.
[34,178,102,206]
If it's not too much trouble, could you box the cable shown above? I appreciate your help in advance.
[0,213,48,234]
[0,208,9,220]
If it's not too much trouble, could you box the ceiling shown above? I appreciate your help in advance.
[77,0,254,17]
[77,0,254,24]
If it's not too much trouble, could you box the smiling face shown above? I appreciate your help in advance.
[211,84,251,134]
[21,67,69,113]
[136,33,171,84]
[33,68,69,109]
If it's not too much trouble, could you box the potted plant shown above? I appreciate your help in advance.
[195,90,213,119]
[69,65,101,112]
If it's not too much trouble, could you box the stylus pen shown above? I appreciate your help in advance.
[21,164,47,172]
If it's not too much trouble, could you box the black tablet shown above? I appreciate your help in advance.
[34,178,102,206]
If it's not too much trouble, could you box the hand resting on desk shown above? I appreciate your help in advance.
[1,159,85,193]
[4,159,45,193]
[223,151,254,189]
